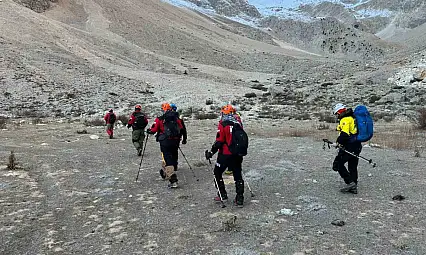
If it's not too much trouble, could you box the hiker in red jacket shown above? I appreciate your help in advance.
[205,104,246,207]
[147,103,187,189]
[127,104,149,156]
[104,109,116,139]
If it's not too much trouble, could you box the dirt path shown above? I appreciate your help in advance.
[1,120,425,254]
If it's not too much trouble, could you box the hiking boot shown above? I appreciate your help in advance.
[168,181,178,189]
[234,196,244,208]
[159,169,166,180]
[340,182,357,193]
[349,187,358,194]
[137,148,142,156]
[214,193,228,202]
[109,134,113,139]
[224,170,233,175]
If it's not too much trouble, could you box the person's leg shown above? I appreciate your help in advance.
[172,146,179,171]
[107,124,114,138]
[132,130,142,155]
[230,156,244,206]
[334,150,352,184]
[161,143,178,187]
[347,143,362,184]
[138,131,146,154]
[213,154,230,200]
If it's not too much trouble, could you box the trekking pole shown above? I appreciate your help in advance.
[135,134,150,182]
[178,147,199,182]
[323,139,377,168]
[206,154,226,208]
[241,172,255,197]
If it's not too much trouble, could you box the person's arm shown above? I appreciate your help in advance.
[127,114,135,128]
[211,124,225,154]
[336,118,352,146]
[179,119,187,142]
[148,118,160,134]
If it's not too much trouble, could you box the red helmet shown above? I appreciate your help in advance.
[135,104,142,110]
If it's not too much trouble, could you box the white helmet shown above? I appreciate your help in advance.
[333,103,346,115]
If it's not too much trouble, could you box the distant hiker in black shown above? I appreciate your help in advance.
[147,103,186,189]
[104,109,116,139]
[127,104,148,156]
[332,103,362,194]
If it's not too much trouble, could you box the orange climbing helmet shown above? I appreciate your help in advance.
[161,103,172,111]
[221,104,235,115]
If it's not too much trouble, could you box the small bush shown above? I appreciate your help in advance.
[117,115,129,125]
[0,117,8,129]
[194,112,218,120]
[7,151,16,170]
[244,92,257,98]
[316,123,330,130]
[416,108,426,129]
[32,118,43,125]
[84,118,105,126]
[19,110,47,118]
[317,112,336,123]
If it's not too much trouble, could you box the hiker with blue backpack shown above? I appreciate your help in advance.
[330,103,374,194]
[205,104,249,207]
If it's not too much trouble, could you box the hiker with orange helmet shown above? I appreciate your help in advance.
[205,104,248,207]
[104,109,117,139]
[217,104,243,176]
[127,104,149,156]
[331,103,362,194]
[147,103,187,188]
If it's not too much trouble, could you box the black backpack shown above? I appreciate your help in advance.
[162,111,181,138]
[224,122,248,156]
[109,113,116,124]
[133,112,148,129]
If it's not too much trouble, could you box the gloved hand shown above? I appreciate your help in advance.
[331,143,340,148]
[182,139,187,145]
[146,128,155,134]
[127,124,131,129]
[205,150,213,160]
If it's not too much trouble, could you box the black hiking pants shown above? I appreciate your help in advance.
[333,142,362,184]
[160,139,180,183]
[213,154,244,198]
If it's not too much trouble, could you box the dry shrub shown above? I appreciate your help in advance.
[117,115,129,125]
[84,118,105,126]
[7,151,16,170]
[316,123,330,130]
[0,117,8,129]
[194,112,218,120]
[32,118,43,125]
[416,108,426,130]
[370,124,425,150]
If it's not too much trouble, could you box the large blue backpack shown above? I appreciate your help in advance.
[353,105,374,142]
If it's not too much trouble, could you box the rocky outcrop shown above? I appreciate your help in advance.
[260,16,395,59]
[13,0,57,12]
[186,0,261,18]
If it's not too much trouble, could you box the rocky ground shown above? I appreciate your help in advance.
[1,119,425,254]
[1,1,426,254]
